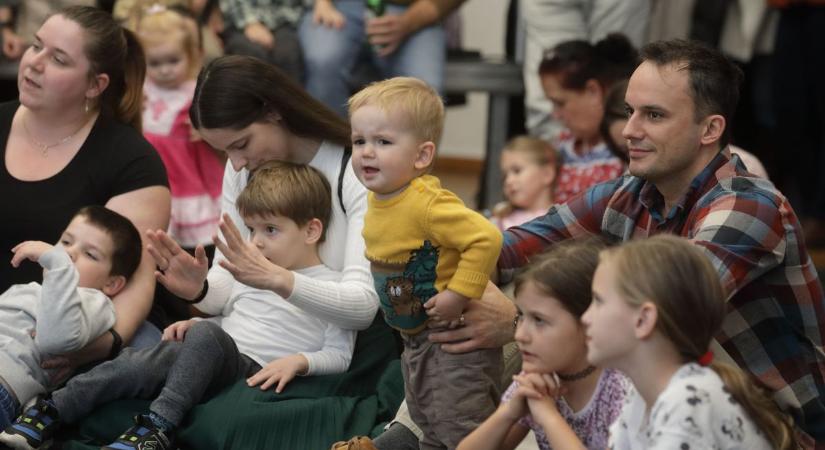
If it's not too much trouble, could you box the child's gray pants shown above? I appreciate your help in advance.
[53,321,259,426]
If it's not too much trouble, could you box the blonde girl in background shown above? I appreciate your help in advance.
[137,6,224,253]
[114,0,224,63]
[491,136,559,231]
[458,238,630,450]
[527,235,797,449]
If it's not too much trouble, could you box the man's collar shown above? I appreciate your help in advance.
[639,151,731,222]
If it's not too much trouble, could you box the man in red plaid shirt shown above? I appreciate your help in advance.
[497,39,825,446]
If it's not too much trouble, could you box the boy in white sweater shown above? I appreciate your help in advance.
[0,205,142,431]
[0,161,356,450]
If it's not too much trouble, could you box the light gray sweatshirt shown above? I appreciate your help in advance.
[0,247,116,407]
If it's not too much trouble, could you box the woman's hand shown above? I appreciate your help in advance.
[213,214,292,294]
[313,0,345,29]
[146,229,208,300]
[162,319,198,341]
[428,282,517,353]
[41,354,81,385]
[247,354,308,393]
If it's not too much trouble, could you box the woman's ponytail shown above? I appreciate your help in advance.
[117,28,146,131]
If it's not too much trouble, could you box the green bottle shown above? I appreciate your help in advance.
[365,0,386,52]
[365,0,385,17]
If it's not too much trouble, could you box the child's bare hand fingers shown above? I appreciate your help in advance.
[516,385,543,400]
[246,371,263,387]
[260,374,278,391]
[276,374,294,393]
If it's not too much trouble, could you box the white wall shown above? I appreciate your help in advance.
[440,0,510,160]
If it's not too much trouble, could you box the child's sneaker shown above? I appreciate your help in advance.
[329,436,378,450]
[101,415,174,450]
[0,397,61,450]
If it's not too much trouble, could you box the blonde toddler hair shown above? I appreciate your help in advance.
[602,235,797,450]
[135,4,201,80]
[347,77,445,145]
[493,135,559,219]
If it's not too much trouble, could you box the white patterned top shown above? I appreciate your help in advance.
[609,363,773,450]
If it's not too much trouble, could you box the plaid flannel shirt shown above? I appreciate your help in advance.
[500,152,825,439]
[220,0,306,31]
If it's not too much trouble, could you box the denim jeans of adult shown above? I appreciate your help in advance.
[298,0,445,117]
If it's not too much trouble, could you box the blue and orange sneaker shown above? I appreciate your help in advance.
[101,415,173,450]
[0,397,61,450]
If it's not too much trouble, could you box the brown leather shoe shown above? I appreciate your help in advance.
[330,436,378,450]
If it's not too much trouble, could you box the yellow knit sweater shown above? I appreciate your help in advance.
[363,175,502,333]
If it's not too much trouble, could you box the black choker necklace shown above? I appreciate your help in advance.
[557,365,597,382]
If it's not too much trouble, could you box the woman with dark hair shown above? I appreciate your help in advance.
[539,33,637,203]
[600,79,630,163]
[148,54,378,334]
[0,6,170,369]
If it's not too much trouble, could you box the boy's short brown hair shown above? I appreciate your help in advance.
[347,76,445,145]
[236,161,332,241]
[74,206,142,280]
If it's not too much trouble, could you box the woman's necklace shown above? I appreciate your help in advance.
[557,365,597,382]
[22,115,87,157]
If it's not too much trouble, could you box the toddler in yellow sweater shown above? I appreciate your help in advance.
[349,77,503,449]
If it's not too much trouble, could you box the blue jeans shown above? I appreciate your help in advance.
[128,321,162,350]
[0,383,19,430]
[298,0,445,117]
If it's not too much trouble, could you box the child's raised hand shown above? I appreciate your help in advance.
[313,0,345,29]
[162,319,198,341]
[424,289,468,323]
[11,241,54,268]
[213,214,285,291]
[146,230,209,300]
[247,354,309,393]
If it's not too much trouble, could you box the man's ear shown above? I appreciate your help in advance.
[584,78,604,103]
[102,275,127,297]
[304,218,323,245]
[634,301,658,340]
[85,73,110,101]
[414,141,436,170]
[699,114,725,146]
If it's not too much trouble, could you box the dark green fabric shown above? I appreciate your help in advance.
[61,316,403,450]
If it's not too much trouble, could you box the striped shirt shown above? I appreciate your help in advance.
[500,152,825,440]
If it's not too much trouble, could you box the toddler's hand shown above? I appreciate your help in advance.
[11,241,54,268]
[313,0,345,29]
[424,289,468,323]
[162,319,197,341]
[247,354,309,393]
